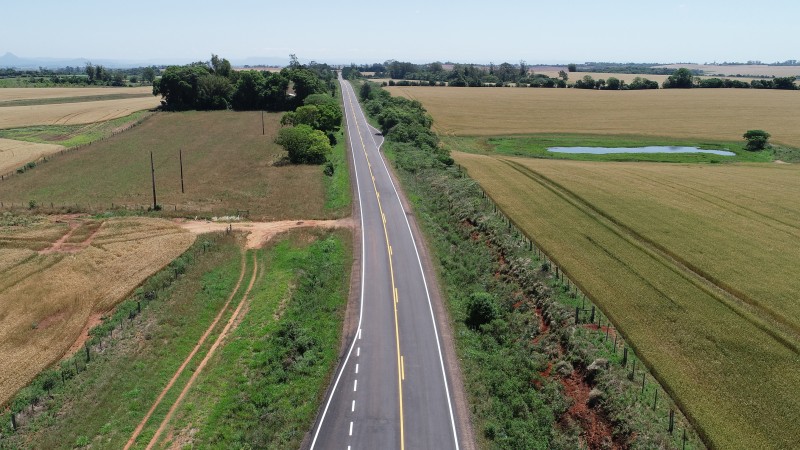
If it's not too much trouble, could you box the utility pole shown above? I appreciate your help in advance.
[150,151,157,210]
[179,148,185,194]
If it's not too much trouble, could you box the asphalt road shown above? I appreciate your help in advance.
[308,76,462,450]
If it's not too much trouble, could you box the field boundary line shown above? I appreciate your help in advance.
[145,251,259,449]
[123,248,248,450]
[497,158,799,352]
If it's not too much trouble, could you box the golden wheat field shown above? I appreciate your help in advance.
[656,63,800,77]
[0,86,153,103]
[454,152,800,449]
[0,216,195,406]
[387,86,800,147]
[0,96,160,129]
[0,138,64,174]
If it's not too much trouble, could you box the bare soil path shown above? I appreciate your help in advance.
[176,218,353,249]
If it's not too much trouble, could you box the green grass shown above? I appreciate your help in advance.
[443,133,779,163]
[323,85,352,215]
[0,111,334,220]
[456,153,800,449]
[0,110,151,148]
[0,234,244,449]
[149,229,351,449]
[0,93,152,108]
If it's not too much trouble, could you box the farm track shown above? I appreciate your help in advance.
[144,251,259,450]
[123,249,250,450]
[498,158,800,350]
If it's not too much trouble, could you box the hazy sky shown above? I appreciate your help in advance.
[3,0,798,65]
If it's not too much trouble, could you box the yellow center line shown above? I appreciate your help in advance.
[347,87,405,450]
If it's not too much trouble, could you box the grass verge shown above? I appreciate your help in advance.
[143,229,351,449]
[442,133,780,163]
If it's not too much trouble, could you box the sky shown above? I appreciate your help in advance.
[3,0,798,65]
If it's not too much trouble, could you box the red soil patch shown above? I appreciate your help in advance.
[561,371,621,449]
[66,312,104,356]
[39,219,103,254]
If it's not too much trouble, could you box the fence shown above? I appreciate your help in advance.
[0,111,154,183]
[456,164,704,449]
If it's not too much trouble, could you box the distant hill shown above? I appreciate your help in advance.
[0,52,289,69]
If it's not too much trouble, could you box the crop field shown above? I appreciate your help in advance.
[656,63,800,77]
[0,138,64,174]
[387,86,800,147]
[0,96,160,129]
[0,86,152,103]
[0,216,194,407]
[454,152,800,449]
[0,111,343,220]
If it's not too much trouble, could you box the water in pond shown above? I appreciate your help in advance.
[547,146,735,156]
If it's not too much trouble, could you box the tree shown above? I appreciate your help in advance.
[567,63,577,72]
[359,81,373,101]
[231,70,266,110]
[210,54,232,78]
[275,124,331,164]
[196,75,232,110]
[519,60,527,77]
[465,292,498,329]
[85,63,95,83]
[663,68,695,88]
[142,66,156,84]
[743,130,771,151]
[153,64,211,110]
[773,76,797,90]
[605,77,621,90]
[574,75,596,89]
[558,70,568,81]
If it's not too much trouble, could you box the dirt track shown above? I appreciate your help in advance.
[176,218,353,249]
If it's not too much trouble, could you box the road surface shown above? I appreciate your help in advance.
[308,76,463,449]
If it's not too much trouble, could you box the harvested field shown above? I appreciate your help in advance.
[454,152,800,449]
[0,216,195,407]
[0,86,152,103]
[0,96,160,129]
[655,63,800,78]
[0,111,340,220]
[387,86,800,147]
[0,138,64,174]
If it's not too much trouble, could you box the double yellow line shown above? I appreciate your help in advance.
[346,88,405,450]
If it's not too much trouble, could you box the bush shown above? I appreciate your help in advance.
[465,292,499,329]
[275,124,331,164]
[743,129,771,151]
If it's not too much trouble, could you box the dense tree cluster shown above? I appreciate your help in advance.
[275,90,342,165]
[153,54,335,111]
[360,82,452,167]
[0,65,159,87]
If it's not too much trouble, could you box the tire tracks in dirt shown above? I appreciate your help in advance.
[123,249,249,450]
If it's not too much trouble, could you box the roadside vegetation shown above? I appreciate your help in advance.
[0,229,351,449]
[359,82,702,448]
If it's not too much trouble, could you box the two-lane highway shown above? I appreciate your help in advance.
[309,75,462,449]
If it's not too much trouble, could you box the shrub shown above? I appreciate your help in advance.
[743,129,771,151]
[465,292,499,329]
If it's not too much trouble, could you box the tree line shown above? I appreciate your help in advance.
[153,54,336,111]
[0,65,159,86]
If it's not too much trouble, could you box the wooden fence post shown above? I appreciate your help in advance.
[669,409,675,434]
[623,347,628,367]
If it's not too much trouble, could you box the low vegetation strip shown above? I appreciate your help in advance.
[0,138,64,175]
[0,233,243,448]
[145,230,351,449]
[0,87,153,102]
[0,96,160,129]
[387,86,800,147]
[0,93,153,108]
[0,216,195,408]
[454,151,800,449]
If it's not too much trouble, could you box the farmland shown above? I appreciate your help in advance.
[0,138,64,174]
[387,86,800,147]
[0,96,160,129]
[0,86,152,103]
[454,152,800,449]
[0,215,195,407]
[0,110,346,220]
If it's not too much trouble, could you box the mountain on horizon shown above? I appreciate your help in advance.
[0,52,288,69]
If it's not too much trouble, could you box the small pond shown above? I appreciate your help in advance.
[547,146,735,156]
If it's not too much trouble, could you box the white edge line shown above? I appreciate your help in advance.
[356,83,461,450]
[309,76,367,450]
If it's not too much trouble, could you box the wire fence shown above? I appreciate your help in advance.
[460,163,705,449]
